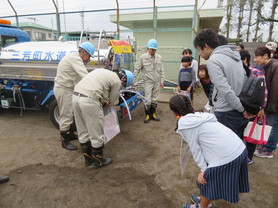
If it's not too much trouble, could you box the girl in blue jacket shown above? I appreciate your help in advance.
[169,95,249,208]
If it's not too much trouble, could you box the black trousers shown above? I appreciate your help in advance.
[180,81,193,100]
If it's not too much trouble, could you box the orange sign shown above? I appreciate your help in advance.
[109,40,132,54]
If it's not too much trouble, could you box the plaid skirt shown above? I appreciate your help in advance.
[200,148,250,203]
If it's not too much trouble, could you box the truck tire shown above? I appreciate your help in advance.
[49,99,60,129]
[48,100,77,131]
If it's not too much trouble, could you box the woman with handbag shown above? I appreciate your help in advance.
[253,47,278,159]
[240,49,268,164]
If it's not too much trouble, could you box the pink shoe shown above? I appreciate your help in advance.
[254,150,273,158]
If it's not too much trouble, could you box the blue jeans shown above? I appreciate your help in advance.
[214,110,248,140]
[265,113,278,152]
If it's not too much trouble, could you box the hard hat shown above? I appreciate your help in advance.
[147,39,158,50]
[122,69,134,87]
[79,42,95,57]
[117,69,134,88]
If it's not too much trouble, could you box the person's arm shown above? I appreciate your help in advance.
[181,128,207,172]
[190,68,197,87]
[177,71,181,92]
[133,56,143,83]
[207,59,244,112]
[109,80,121,106]
[197,171,207,185]
[160,58,165,87]
[208,82,214,106]
[191,59,199,82]
[71,56,89,78]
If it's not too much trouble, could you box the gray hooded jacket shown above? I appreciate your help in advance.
[207,45,246,112]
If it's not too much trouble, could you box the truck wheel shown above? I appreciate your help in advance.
[49,99,60,129]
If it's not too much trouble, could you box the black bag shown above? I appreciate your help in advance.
[238,76,265,115]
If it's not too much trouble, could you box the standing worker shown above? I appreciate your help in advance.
[72,68,126,168]
[134,39,165,123]
[54,42,95,151]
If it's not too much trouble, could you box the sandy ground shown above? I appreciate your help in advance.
[0,90,277,208]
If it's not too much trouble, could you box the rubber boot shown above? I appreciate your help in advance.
[144,106,151,123]
[150,104,160,121]
[69,124,78,141]
[61,131,78,150]
[0,176,9,184]
[80,141,93,166]
[91,145,112,168]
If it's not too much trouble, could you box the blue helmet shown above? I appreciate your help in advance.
[122,69,134,87]
[79,42,95,57]
[147,39,158,49]
[118,69,134,88]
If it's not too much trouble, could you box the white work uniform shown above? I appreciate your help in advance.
[134,52,165,106]
[54,52,88,131]
[72,68,121,148]
[191,59,199,82]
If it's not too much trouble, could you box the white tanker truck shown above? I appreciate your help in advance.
[0,27,145,128]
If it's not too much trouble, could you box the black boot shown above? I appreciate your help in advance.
[61,131,78,150]
[91,145,112,168]
[69,123,78,141]
[80,141,93,166]
[144,106,151,123]
[150,103,160,121]
[0,176,9,184]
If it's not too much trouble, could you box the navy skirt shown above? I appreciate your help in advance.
[200,148,250,203]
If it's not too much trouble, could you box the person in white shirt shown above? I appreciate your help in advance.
[169,94,249,208]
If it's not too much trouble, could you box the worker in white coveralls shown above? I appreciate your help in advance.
[72,68,127,168]
[134,39,165,123]
[54,42,95,151]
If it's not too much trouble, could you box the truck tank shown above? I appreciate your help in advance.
[0,37,145,128]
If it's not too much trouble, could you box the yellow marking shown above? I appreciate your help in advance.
[92,155,102,166]
[84,153,93,159]
[27,70,42,80]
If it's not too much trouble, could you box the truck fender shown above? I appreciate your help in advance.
[41,90,54,106]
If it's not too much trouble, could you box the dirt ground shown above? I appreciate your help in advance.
[0,90,277,208]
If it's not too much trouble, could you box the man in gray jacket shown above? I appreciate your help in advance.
[54,42,95,150]
[194,29,250,139]
[134,39,165,123]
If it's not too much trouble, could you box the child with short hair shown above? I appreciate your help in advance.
[169,95,249,208]
[178,56,196,102]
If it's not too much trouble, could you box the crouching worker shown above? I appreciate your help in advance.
[169,95,250,208]
[72,68,125,168]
